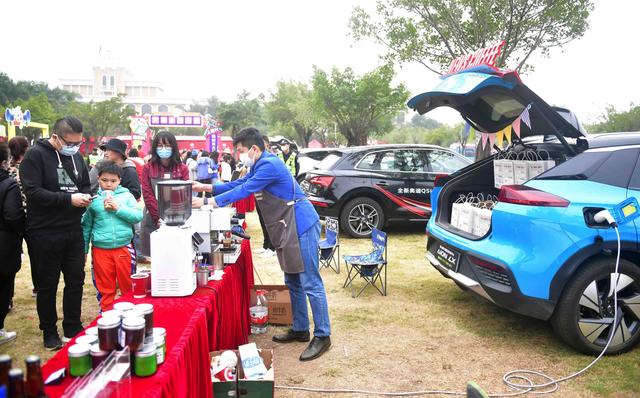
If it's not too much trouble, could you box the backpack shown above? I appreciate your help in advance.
[196,158,213,180]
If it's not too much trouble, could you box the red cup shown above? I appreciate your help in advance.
[214,366,235,382]
[139,269,152,294]
[131,273,149,298]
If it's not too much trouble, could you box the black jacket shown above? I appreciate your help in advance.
[20,139,91,233]
[0,169,25,275]
[89,159,141,199]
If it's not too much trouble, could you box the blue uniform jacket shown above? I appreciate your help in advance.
[213,151,319,236]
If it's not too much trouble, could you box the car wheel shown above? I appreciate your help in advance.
[551,257,640,355]
[340,197,384,238]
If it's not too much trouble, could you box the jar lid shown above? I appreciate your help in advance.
[76,335,98,346]
[68,343,91,357]
[85,326,98,336]
[113,302,135,312]
[122,308,144,318]
[97,316,121,328]
[90,344,108,355]
[101,309,123,319]
[135,344,157,358]
[134,303,154,314]
[25,355,41,364]
[153,334,165,345]
[0,354,10,363]
[153,327,166,338]
[122,316,146,329]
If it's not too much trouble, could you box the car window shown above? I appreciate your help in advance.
[315,153,342,170]
[357,150,392,171]
[306,151,330,161]
[425,150,470,173]
[394,150,425,172]
[538,148,639,188]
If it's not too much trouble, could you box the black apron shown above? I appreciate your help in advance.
[254,180,306,274]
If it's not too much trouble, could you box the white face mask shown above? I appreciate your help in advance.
[241,147,257,167]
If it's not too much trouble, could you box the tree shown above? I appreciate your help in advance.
[0,72,77,110]
[265,81,328,147]
[311,65,410,146]
[586,104,640,133]
[411,114,441,129]
[64,94,135,145]
[217,91,265,136]
[350,0,593,74]
[182,95,221,116]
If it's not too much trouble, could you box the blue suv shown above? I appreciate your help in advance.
[409,65,640,354]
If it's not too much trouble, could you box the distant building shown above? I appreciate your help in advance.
[59,49,202,115]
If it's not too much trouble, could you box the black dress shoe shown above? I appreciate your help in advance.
[272,329,310,343]
[299,336,331,361]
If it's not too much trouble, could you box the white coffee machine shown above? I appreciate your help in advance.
[150,180,202,297]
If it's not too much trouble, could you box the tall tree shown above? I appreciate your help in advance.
[265,81,327,147]
[312,65,409,146]
[350,0,593,74]
[0,72,77,109]
[217,91,265,136]
[587,104,640,133]
[182,95,221,116]
[64,94,135,144]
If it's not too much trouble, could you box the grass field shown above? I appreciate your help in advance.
[1,211,639,397]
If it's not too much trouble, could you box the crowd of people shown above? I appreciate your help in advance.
[0,121,330,361]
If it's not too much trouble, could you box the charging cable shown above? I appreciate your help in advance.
[276,213,623,397]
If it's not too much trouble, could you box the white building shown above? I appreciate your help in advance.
[59,50,203,114]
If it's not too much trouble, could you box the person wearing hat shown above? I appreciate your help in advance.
[89,139,141,200]
[277,138,299,177]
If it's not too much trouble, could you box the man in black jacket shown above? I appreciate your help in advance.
[20,116,92,350]
[89,138,141,199]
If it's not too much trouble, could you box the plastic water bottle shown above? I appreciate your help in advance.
[250,290,269,334]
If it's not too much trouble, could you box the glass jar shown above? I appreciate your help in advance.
[134,304,154,338]
[8,368,24,398]
[97,316,121,351]
[113,302,135,313]
[75,334,98,346]
[153,335,166,365]
[90,344,109,369]
[25,355,45,398]
[0,354,11,388]
[134,344,157,377]
[68,344,92,377]
[123,316,146,352]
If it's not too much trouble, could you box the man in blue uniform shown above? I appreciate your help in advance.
[192,127,331,361]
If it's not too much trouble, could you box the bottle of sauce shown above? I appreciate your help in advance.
[8,368,25,398]
[0,355,11,389]
[25,356,46,398]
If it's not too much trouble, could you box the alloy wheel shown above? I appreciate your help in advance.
[577,272,640,348]
[348,204,379,236]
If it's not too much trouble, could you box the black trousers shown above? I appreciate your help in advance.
[26,235,39,291]
[28,229,85,336]
[255,203,274,251]
[0,272,16,330]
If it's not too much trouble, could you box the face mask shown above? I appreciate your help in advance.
[56,135,80,157]
[242,147,257,167]
[157,147,172,159]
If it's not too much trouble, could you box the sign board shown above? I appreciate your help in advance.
[447,41,505,75]
[148,114,203,128]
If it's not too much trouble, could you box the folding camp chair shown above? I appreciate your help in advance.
[342,228,388,298]
[318,217,340,273]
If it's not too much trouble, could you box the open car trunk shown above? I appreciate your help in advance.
[407,65,587,239]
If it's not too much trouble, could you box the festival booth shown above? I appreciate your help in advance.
[40,135,260,397]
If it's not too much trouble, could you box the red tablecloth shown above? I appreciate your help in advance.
[233,194,255,213]
[42,240,254,398]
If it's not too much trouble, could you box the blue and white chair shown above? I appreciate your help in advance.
[319,217,340,273]
[343,228,388,298]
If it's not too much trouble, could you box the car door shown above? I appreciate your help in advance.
[394,149,433,220]
[625,152,640,247]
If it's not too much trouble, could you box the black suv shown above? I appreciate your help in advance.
[302,144,471,237]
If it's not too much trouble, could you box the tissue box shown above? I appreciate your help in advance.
[211,349,274,398]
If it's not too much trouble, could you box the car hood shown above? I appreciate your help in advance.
[407,65,585,140]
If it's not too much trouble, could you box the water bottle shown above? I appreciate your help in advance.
[250,290,269,334]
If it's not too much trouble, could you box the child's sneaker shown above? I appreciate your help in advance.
[0,329,17,346]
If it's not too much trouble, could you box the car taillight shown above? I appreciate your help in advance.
[310,200,329,207]
[498,185,569,207]
[469,256,504,273]
[309,176,335,189]
[433,174,449,187]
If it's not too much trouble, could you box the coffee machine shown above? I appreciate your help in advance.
[150,180,202,297]
[190,206,241,265]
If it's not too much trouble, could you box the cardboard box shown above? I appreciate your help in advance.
[211,349,274,398]
[251,285,292,325]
